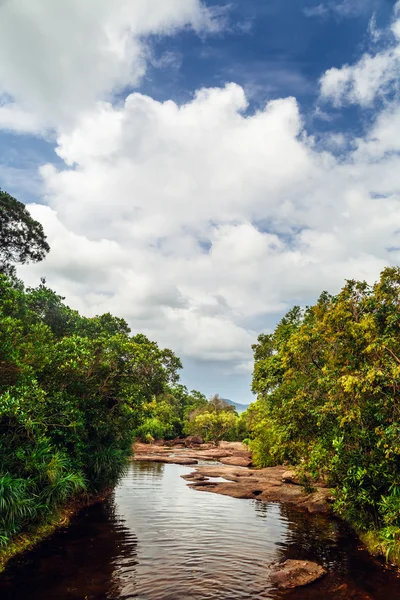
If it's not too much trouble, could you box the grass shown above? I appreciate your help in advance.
[358,529,400,568]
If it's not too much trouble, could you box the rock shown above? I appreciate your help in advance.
[190,481,257,499]
[181,473,208,481]
[133,455,198,465]
[152,439,165,447]
[270,560,326,589]
[220,456,252,467]
[282,470,300,484]
[184,436,204,447]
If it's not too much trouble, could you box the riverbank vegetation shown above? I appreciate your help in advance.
[246,267,400,563]
[0,189,188,564]
[0,275,182,552]
[184,394,246,444]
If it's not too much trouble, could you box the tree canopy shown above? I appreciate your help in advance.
[0,275,182,548]
[246,267,400,556]
[0,189,50,275]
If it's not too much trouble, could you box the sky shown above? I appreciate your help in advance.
[0,0,400,404]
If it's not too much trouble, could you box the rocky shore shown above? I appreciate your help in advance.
[133,440,333,514]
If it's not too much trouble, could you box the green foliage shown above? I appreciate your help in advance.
[0,190,50,277]
[0,274,181,548]
[248,267,400,536]
[133,386,208,442]
[184,394,239,444]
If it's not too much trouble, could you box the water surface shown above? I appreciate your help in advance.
[1,461,400,599]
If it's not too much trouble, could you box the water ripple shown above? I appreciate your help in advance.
[1,461,400,599]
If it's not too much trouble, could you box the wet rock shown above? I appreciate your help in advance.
[181,473,207,481]
[269,560,326,589]
[188,464,333,513]
[133,442,332,514]
[190,481,257,499]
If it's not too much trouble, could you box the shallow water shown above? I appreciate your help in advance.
[1,461,400,599]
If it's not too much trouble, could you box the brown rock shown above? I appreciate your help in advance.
[152,439,165,446]
[184,436,204,446]
[270,560,326,589]
[133,455,198,465]
[190,481,257,499]
[220,456,252,467]
[282,470,300,484]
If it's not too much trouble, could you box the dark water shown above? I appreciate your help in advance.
[1,462,400,600]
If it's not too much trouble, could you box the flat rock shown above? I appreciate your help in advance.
[133,443,332,514]
[270,560,326,589]
[133,455,198,465]
[188,465,332,513]
[190,481,257,499]
[220,456,252,467]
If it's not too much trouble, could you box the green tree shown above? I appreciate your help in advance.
[0,274,183,550]
[185,410,238,444]
[134,386,208,442]
[249,267,400,550]
[184,394,239,444]
[0,190,50,276]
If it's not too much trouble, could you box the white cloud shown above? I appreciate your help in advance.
[0,101,46,134]
[4,0,400,401]
[19,74,400,389]
[0,0,221,132]
[304,0,376,19]
[320,14,400,107]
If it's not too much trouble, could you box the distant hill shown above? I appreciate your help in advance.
[221,398,249,414]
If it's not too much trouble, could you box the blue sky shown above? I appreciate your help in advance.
[1,0,394,200]
[1,0,400,403]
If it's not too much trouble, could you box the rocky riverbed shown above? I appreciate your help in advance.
[133,440,333,514]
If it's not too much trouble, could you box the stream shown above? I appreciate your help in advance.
[1,461,400,599]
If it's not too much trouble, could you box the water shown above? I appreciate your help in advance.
[1,461,400,599]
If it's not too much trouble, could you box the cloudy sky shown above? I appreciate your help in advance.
[0,0,399,403]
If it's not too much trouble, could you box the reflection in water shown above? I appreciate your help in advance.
[1,461,400,599]
[0,499,138,600]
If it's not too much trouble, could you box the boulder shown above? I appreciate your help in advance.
[184,436,204,447]
[270,560,326,589]
[152,439,165,447]
[282,470,300,484]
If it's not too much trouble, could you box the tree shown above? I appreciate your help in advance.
[0,274,183,549]
[248,267,400,553]
[0,189,50,276]
[184,393,239,444]
[185,410,238,445]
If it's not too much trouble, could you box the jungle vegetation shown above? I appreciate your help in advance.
[0,189,242,558]
[246,267,400,560]
[0,275,183,548]
[0,190,186,553]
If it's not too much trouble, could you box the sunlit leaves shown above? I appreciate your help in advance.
[249,267,400,531]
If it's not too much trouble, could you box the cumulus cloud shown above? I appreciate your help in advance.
[320,13,400,106]
[4,0,400,400]
[20,77,400,389]
[0,0,221,132]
